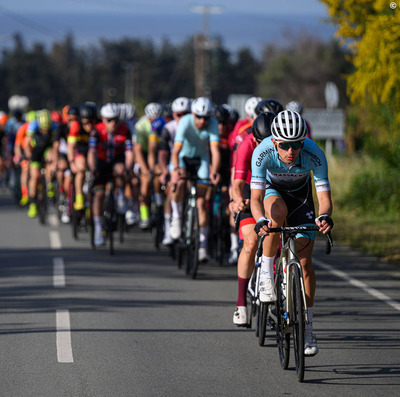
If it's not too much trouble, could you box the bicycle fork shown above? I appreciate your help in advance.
[184,186,196,246]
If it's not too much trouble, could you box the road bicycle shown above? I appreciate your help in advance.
[92,178,125,255]
[264,225,332,382]
[234,209,271,345]
[174,157,202,279]
[36,168,48,225]
[70,171,92,240]
[150,172,165,250]
[209,184,230,266]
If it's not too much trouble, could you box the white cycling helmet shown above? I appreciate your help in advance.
[285,100,304,115]
[101,103,120,119]
[191,97,214,117]
[119,103,136,121]
[272,110,308,142]
[171,97,191,113]
[245,96,262,118]
[144,102,162,119]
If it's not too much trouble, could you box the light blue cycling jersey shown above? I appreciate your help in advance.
[174,114,219,160]
[173,114,219,181]
[251,137,330,193]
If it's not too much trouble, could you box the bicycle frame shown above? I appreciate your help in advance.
[269,226,332,329]
[274,232,309,331]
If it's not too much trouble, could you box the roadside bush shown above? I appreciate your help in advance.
[343,158,400,216]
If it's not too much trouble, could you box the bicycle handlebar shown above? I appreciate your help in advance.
[263,226,333,255]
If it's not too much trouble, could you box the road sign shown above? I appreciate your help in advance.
[325,81,339,109]
[228,94,251,119]
[303,108,345,140]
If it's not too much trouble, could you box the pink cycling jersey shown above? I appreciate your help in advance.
[234,133,256,185]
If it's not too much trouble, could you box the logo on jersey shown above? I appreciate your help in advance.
[302,149,322,167]
[255,148,274,167]
[306,211,314,220]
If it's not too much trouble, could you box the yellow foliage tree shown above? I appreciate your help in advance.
[320,1,400,114]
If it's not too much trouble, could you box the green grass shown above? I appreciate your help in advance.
[327,155,400,264]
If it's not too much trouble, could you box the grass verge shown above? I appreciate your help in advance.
[327,155,400,264]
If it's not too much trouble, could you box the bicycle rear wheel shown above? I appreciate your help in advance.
[291,265,305,382]
[276,267,290,369]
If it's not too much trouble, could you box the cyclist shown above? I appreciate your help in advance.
[133,102,162,229]
[170,96,220,262]
[148,109,167,222]
[250,110,333,356]
[231,112,276,326]
[4,109,24,191]
[24,109,57,218]
[285,100,312,139]
[119,102,139,226]
[255,98,284,117]
[214,105,237,264]
[14,110,37,206]
[88,103,133,246]
[228,96,261,159]
[0,111,9,186]
[158,96,191,246]
[67,104,95,211]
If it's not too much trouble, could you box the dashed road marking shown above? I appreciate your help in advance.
[314,259,400,312]
[56,309,74,363]
[53,257,66,288]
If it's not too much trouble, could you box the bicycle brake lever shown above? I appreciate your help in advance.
[325,232,333,255]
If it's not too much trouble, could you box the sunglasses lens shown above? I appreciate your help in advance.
[279,141,302,150]
[195,115,210,120]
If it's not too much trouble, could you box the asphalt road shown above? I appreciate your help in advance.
[1,188,399,396]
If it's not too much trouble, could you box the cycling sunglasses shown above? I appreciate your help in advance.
[277,141,304,151]
[106,117,118,123]
[194,115,210,120]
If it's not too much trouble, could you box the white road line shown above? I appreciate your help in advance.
[56,309,74,363]
[48,213,59,227]
[314,259,400,312]
[53,257,66,288]
[49,230,62,249]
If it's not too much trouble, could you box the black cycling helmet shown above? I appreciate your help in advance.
[252,111,276,141]
[162,102,173,119]
[214,105,230,125]
[67,105,80,117]
[255,98,284,116]
[80,104,97,120]
[228,108,239,126]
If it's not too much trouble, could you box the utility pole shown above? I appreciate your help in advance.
[123,62,135,103]
[191,5,222,98]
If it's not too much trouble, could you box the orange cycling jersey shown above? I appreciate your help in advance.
[15,122,29,150]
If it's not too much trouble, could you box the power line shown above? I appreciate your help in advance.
[0,5,60,37]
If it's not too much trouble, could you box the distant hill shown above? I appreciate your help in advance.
[0,12,336,55]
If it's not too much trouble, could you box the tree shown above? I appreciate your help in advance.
[319,1,400,119]
[257,35,350,108]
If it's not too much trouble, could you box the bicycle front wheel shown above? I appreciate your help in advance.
[37,175,47,225]
[186,205,200,279]
[258,302,268,346]
[291,265,305,382]
[276,268,290,369]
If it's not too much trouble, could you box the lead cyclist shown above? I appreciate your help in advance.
[250,110,334,356]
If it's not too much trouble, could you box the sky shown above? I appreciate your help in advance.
[0,1,334,53]
[1,0,328,16]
